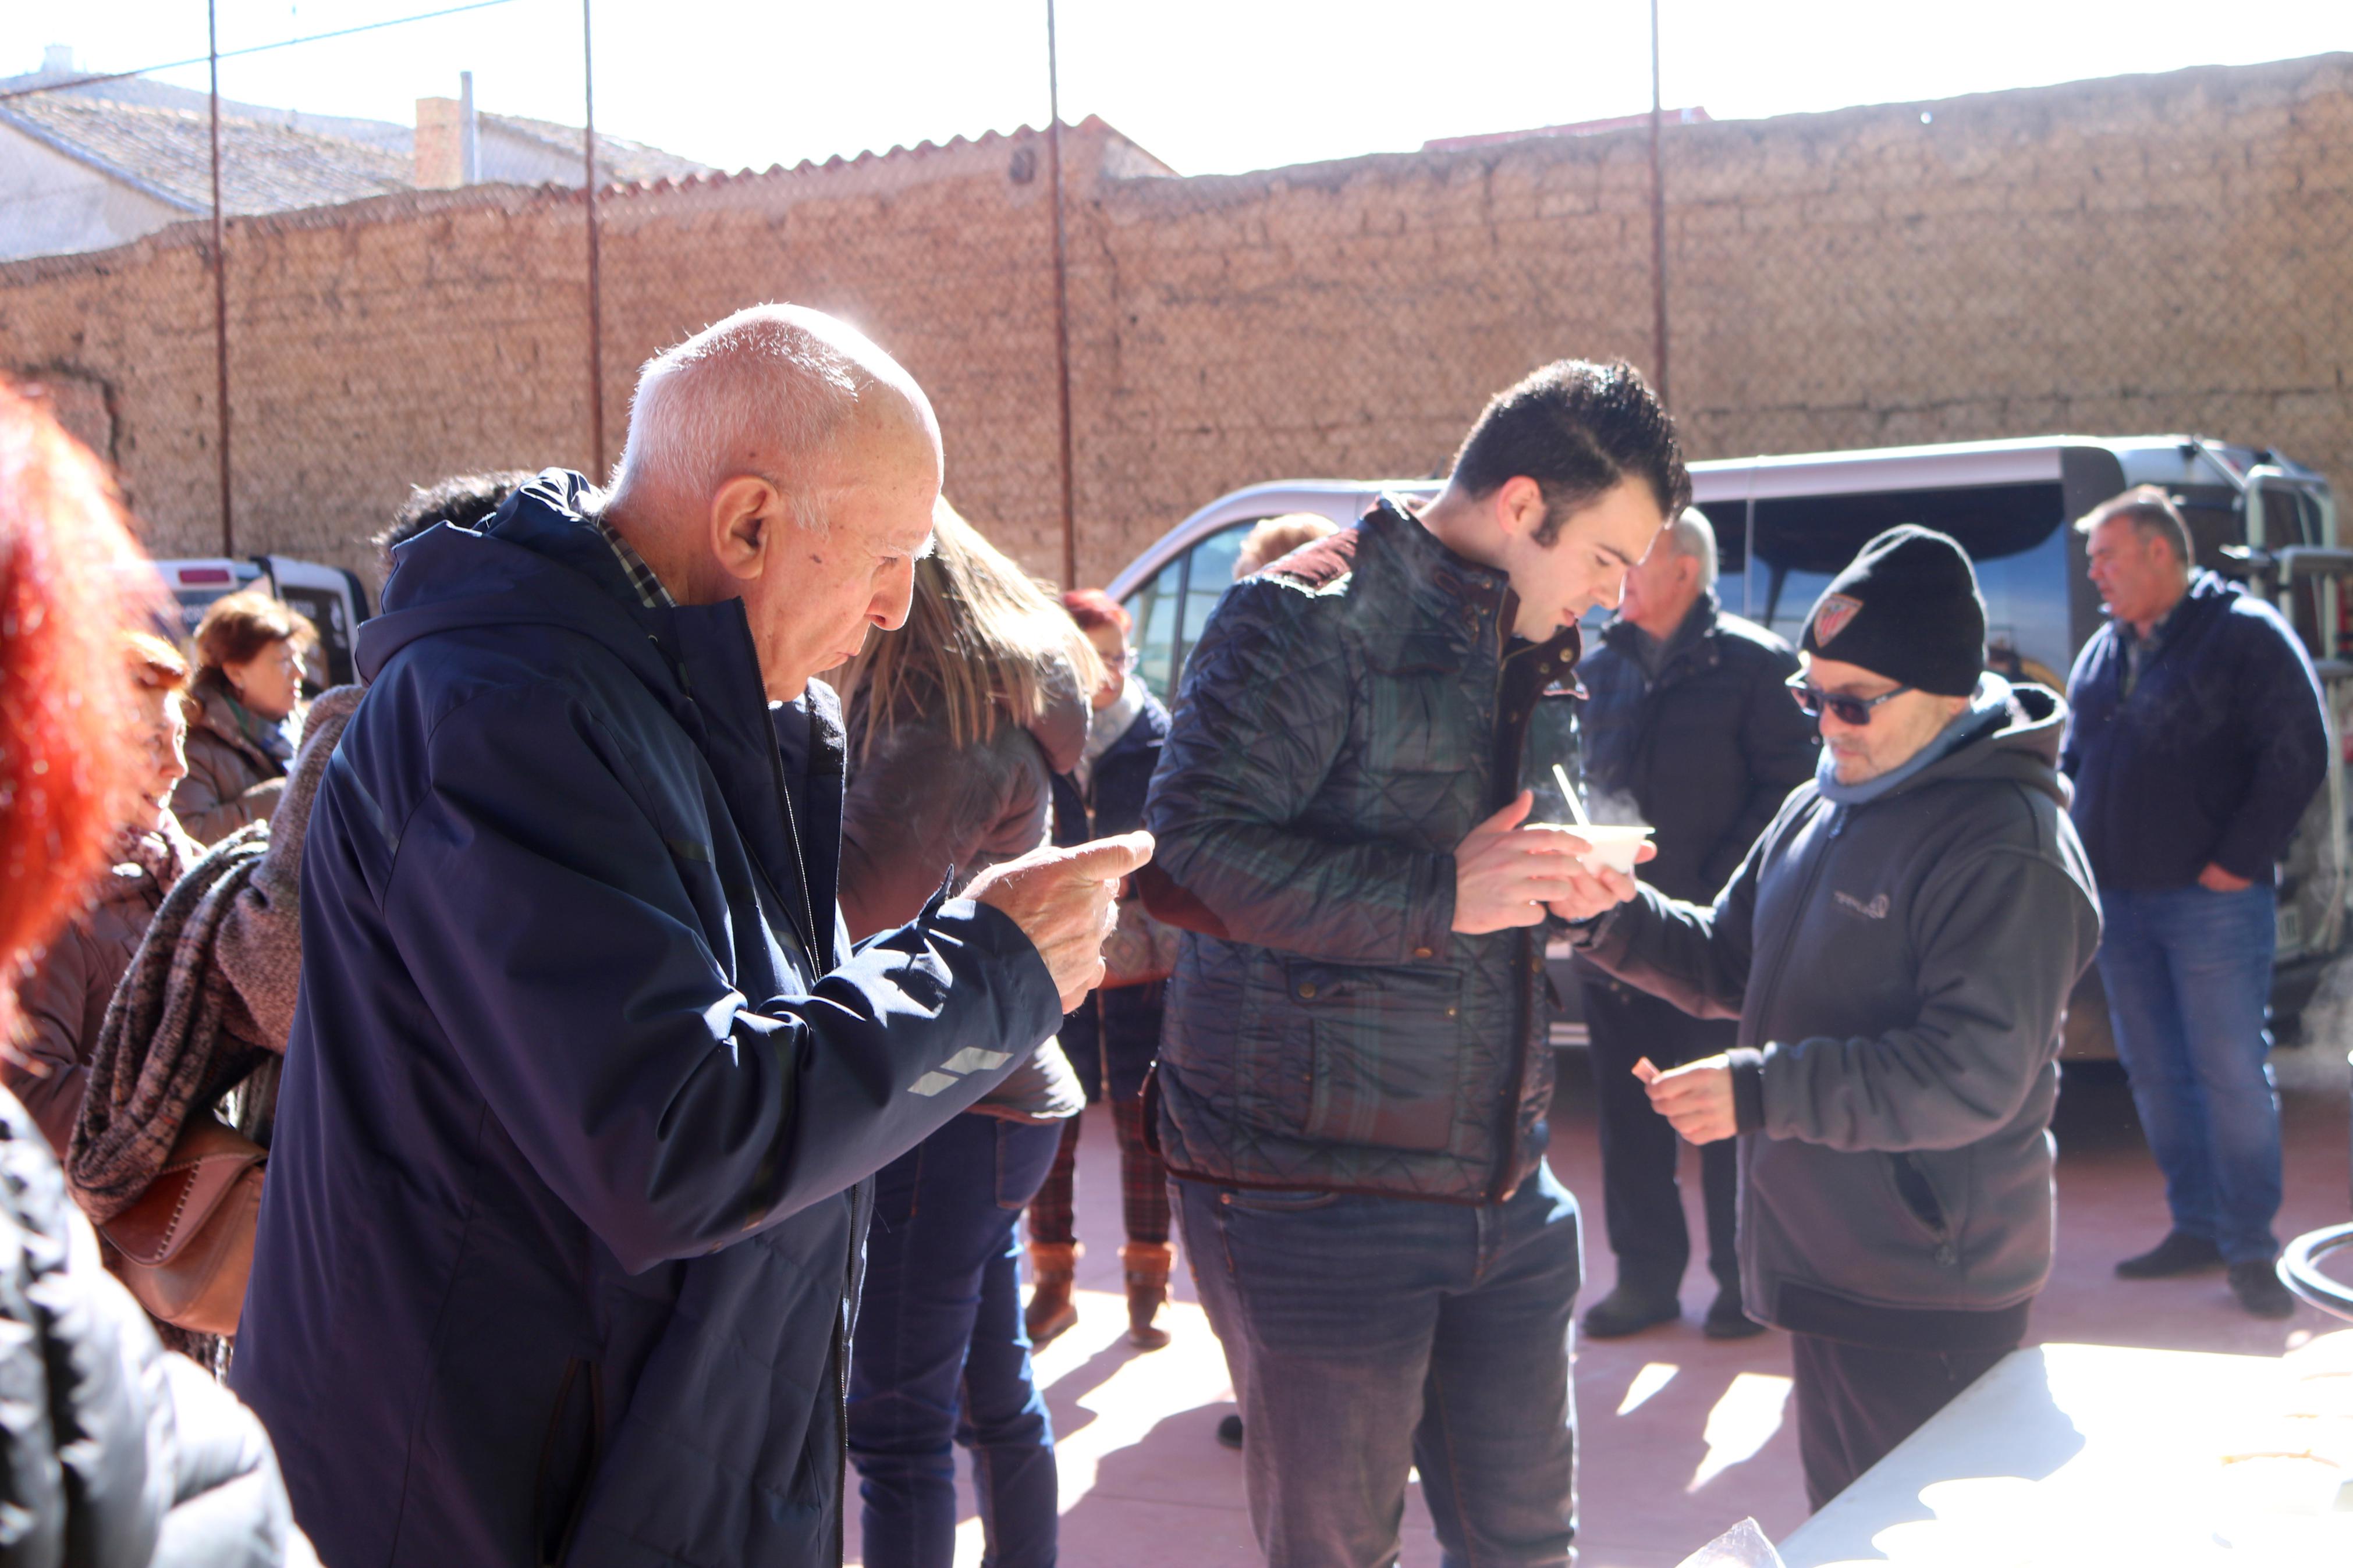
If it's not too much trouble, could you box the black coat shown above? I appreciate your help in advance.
[1578,593,1820,904]
[2062,571,2329,892]
[233,476,1061,1567]
[1142,499,1579,1201]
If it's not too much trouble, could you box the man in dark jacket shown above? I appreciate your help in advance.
[1563,526,2102,1510]
[232,305,1148,1568]
[1145,360,1686,1568]
[1574,507,1818,1340]
[2063,486,2326,1319]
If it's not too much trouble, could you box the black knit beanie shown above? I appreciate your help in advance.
[1800,525,1985,697]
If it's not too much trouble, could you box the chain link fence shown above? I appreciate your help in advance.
[0,11,2347,613]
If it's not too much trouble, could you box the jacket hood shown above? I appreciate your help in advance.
[1897,680,2070,805]
[361,470,685,703]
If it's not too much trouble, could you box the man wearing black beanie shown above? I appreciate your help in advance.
[1553,525,2104,1510]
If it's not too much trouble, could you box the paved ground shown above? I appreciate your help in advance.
[850,1042,2352,1567]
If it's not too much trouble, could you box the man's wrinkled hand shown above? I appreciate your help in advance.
[2198,862,2254,894]
[1453,791,1596,934]
[1637,1054,1738,1144]
[968,832,1156,1010]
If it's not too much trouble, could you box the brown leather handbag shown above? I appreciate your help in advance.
[97,1112,265,1336]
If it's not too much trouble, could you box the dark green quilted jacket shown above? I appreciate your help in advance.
[1141,497,1579,1203]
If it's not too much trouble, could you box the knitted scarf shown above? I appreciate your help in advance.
[66,685,361,1224]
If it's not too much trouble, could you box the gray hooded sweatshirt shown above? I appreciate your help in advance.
[1575,681,2101,1349]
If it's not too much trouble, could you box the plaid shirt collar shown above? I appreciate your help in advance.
[593,515,678,610]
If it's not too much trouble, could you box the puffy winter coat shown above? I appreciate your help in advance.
[0,1085,315,1567]
[230,474,1063,1568]
[1143,497,1579,1201]
[171,679,293,847]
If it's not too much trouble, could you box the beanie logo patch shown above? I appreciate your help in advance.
[1812,594,1863,645]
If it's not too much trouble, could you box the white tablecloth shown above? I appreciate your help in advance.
[1773,1342,2350,1566]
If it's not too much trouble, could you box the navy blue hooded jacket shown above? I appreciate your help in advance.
[2062,571,2327,892]
[231,474,1062,1567]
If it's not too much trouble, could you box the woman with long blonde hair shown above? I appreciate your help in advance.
[831,499,1102,1568]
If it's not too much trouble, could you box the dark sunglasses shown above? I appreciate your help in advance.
[1786,673,1912,726]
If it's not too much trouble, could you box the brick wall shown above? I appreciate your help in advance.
[3,52,2347,591]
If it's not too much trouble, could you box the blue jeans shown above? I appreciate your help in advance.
[2096,883,2282,1264]
[1176,1166,1582,1568]
[849,1114,1065,1568]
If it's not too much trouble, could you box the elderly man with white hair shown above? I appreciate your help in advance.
[1571,506,1818,1341]
[233,304,1149,1568]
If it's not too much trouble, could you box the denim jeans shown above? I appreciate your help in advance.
[1176,1165,1582,1568]
[2095,883,2282,1264]
[849,1113,1066,1568]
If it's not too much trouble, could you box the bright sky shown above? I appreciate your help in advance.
[9,1,2351,176]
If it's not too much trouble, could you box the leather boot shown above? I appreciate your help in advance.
[1025,1242,1080,1349]
[1121,1241,1174,1350]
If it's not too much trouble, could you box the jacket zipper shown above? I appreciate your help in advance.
[1488,592,1538,1205]
[833,1179,869,1565]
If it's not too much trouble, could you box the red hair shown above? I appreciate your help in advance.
[1060,588,1130,637]
[0,382,156,1035]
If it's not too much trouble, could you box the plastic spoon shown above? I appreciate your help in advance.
[1550,763,1593,829]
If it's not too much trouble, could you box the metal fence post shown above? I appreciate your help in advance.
[583,0,606,479]
[1648,0,1670,411]
[1046,0,1077,589]
[208,0,233,554]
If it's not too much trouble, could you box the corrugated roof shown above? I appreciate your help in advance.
[0,93,410,215]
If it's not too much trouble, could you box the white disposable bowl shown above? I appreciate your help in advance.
[1563,823,1652,876]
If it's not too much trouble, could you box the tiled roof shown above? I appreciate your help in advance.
[483,113,713,187]
[0,94,410,215]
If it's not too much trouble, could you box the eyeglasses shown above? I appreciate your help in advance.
[1122,647,1142,674]
[1786,673,1912,726]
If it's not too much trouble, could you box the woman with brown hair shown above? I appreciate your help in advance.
[3,630,200,1154]
[175,588,315,844]
[831,500,1097,1568]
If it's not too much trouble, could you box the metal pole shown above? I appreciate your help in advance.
[1046,0,1077,588]
[583,0,606,477]
[1647,0,1670,410]
[208,0,233,553]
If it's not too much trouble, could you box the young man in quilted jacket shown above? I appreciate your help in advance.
[1143,360,1684,1568]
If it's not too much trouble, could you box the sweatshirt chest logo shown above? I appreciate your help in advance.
[1812,594,1863,645]
[1833,890,1890,920]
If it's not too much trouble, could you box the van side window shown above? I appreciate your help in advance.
[1127,563,1182,702]
[1123,522,1252,702]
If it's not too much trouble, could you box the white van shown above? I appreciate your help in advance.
[1109,435,2347,1055]
[154,556,373,690]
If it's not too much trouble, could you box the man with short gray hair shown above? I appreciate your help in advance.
[236,303,1151,1566]
[2064,483,2325,1318]
[1572,506,1817,1341]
